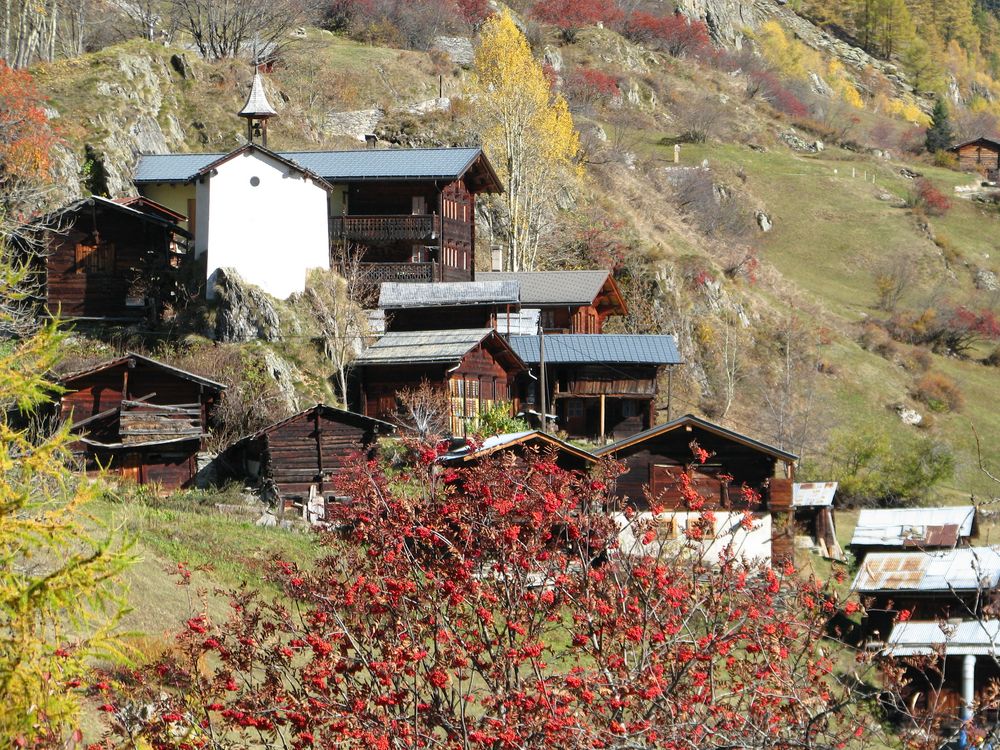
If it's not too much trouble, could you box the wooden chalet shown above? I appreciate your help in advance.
[134,146,502,284]
[58,352,225,489]
[850,506,977,561]
[507,334,682,441]
[595,414,798,560]
[18,196,189,320]
[885,619,1000,725]
[852,547,1000,642]
[378,280,520,331]
[220,405,394,520]
[949,137,1000,180]
[479,271,627,334]
[351,328,527,436]
[440,430,598,472]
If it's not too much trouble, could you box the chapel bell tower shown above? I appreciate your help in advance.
[239,70,277,147]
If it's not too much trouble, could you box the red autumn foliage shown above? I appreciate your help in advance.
[623,11,712,57]
[531,0,623,40]
[563,66,621,111]
[94,444,900,750]
[746,69,809,118]
[0,61,57,218]
[455,0,490,25]
[915,178,951,216]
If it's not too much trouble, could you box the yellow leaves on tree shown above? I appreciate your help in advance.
[0,253,132,745]
[468,9,580,272]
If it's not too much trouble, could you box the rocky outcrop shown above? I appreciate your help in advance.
[432,36,474,66]
[212,268,283,343]
[675,0,759,48]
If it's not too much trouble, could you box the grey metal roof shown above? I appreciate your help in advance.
[59,351,227,391]
[135,147,487,184]
[479,271,612,306]
[793,482,837,507]
[851,506,976,548]
[508,334,681,365]
[239,72,277,117]
[851,547,1000,593]
[885,620,1000,656]
[355,328,497,365]
[379,281,519,309]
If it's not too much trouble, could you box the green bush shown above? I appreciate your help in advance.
[821,420,955,507]
[476,402,529,437]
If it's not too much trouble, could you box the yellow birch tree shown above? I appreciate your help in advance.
[467,9,580,272]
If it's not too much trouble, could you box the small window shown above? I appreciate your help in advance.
[566,400,584,418]
[76,242,115,274]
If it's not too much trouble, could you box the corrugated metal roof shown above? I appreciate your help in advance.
[508,334,682,365]
[851,506,976,548]
[135,147,487,183]
[233,404,393,446]
[239,72,277,117]
[479,271,611,305]
[851,547,1000,592]
[885,620,1000,656]
[379,281,519,309]
[793,482,837,507]
[440,430,597,464]
[354,328,496,365]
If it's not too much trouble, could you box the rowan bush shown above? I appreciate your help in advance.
[912,371,965,412]
[912,178,951,216]
[622,11,711,57]
[745,70,809,118]
[95,448,892,749]
[530,0,622,41]
[563,66,620,111]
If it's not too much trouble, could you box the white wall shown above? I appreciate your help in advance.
[613,511,773,565]
[202,150,329,299]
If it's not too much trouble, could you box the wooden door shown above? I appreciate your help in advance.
[119,453,142,484]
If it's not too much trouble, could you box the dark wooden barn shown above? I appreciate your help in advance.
[949,137,1000,180]
[508,334,682,441]
[479,271,627,334]
[352,328,527,437]
[377,280,521,331]
[58,352,225,490]
[440,430,598,472]
[221,405,394,520]
[19,196,189,320]
[594,414,797,511]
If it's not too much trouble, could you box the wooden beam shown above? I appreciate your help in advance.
[599,394,606,443]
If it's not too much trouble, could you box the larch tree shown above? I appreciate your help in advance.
[468,9,580,272]
[0,250,132,746]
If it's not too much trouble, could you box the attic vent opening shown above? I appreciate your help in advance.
[250,176,261,187]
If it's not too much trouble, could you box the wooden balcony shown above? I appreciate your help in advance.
[360,262,437,283]
[331,214,438,243]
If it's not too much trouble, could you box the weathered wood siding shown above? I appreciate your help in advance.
[955,141,1000,174]
[608,425,786,512]
[60,360,213,424]
[43,209,173,318]
[385,305,507,332]
[259,410,377,499]
[540,305,605,334]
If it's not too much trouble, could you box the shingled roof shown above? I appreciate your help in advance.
[135,147,502,191]
[239,71,277,118]
[59,352,227,391]
[508,334,681,365]
[379,281,519,309]
[354,329,525,369]
[478,270,624,309]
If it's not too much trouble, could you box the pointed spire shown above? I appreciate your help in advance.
[239,71,277,118]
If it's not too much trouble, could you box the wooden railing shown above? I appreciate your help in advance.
[360,262,437,283]
[331,214,437,243]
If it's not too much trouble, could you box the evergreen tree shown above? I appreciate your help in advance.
[925,98,954,152]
